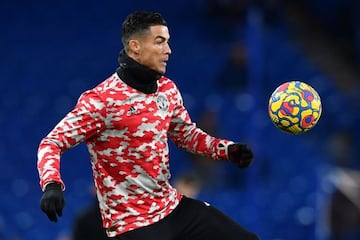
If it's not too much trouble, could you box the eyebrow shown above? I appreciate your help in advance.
[155,36,168,41]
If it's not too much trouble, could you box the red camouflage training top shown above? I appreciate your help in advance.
[37,72,233,237]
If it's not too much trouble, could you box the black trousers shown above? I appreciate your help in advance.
[110,196,259,240]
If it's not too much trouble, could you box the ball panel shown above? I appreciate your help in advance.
[268,80,322,134]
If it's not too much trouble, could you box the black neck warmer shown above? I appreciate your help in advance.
[116,50,162,94]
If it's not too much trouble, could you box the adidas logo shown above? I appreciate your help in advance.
[127,106,139,116]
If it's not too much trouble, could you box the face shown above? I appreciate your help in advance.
[130,25,171,74]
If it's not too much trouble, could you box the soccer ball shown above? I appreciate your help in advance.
[268,81,322,134]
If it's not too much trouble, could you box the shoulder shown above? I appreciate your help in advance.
[83,73,131,101]
[94,73,125,93]
[158,76,179,91]
[158,76,184,106]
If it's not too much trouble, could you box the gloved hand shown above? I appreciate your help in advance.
[40,182,65,222]
[227,143,254,168]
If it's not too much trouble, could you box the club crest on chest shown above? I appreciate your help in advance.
[156,94,169,112]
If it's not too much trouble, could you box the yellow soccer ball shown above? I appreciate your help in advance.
[268,81,322,134]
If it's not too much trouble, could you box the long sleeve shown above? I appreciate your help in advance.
[37,90,107,190]
[168,90,233,160]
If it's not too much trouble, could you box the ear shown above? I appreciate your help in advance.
[128,39,141,54]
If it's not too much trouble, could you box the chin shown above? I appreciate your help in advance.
[158,68,166,74]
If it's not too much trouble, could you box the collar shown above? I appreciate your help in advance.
[116,50,162,94]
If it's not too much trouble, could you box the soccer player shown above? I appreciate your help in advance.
[37,11,259,240]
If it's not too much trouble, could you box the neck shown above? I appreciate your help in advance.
[116,50,161,94]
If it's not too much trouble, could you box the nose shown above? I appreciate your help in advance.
[165,42,172,55]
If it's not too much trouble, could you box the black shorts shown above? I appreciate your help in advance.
[111,196,259,240]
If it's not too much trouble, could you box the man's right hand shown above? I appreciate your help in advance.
[40,182,65,222]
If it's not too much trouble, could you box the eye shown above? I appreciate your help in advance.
[155,36,168,45]
[156,39,166,45]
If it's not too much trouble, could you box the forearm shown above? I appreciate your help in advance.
[37,116,88,190]
[169,123,233,160]
[37,139,64,191]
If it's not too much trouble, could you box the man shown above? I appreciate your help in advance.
[38,11,259,240]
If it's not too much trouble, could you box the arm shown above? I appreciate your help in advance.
[37,90,107,190]
[168,90,232,160]
[168,89,253,167]
[37,90,107,222]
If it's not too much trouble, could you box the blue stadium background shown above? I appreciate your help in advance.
[1,1,359,239]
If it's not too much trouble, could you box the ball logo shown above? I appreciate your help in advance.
[156,94,169,112]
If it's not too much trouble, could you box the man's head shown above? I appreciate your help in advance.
[121,11,171,74]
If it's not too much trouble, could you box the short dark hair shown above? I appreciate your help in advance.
[121,11,167,49]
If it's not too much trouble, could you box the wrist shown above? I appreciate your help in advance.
[216,140,234,160]
[44,182,62,191]
[227,143,238,161]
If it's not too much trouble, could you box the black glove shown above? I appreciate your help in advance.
[40,182,65,222]
[227,143,254,168]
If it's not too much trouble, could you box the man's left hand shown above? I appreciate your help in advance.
[227,143,254,168]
